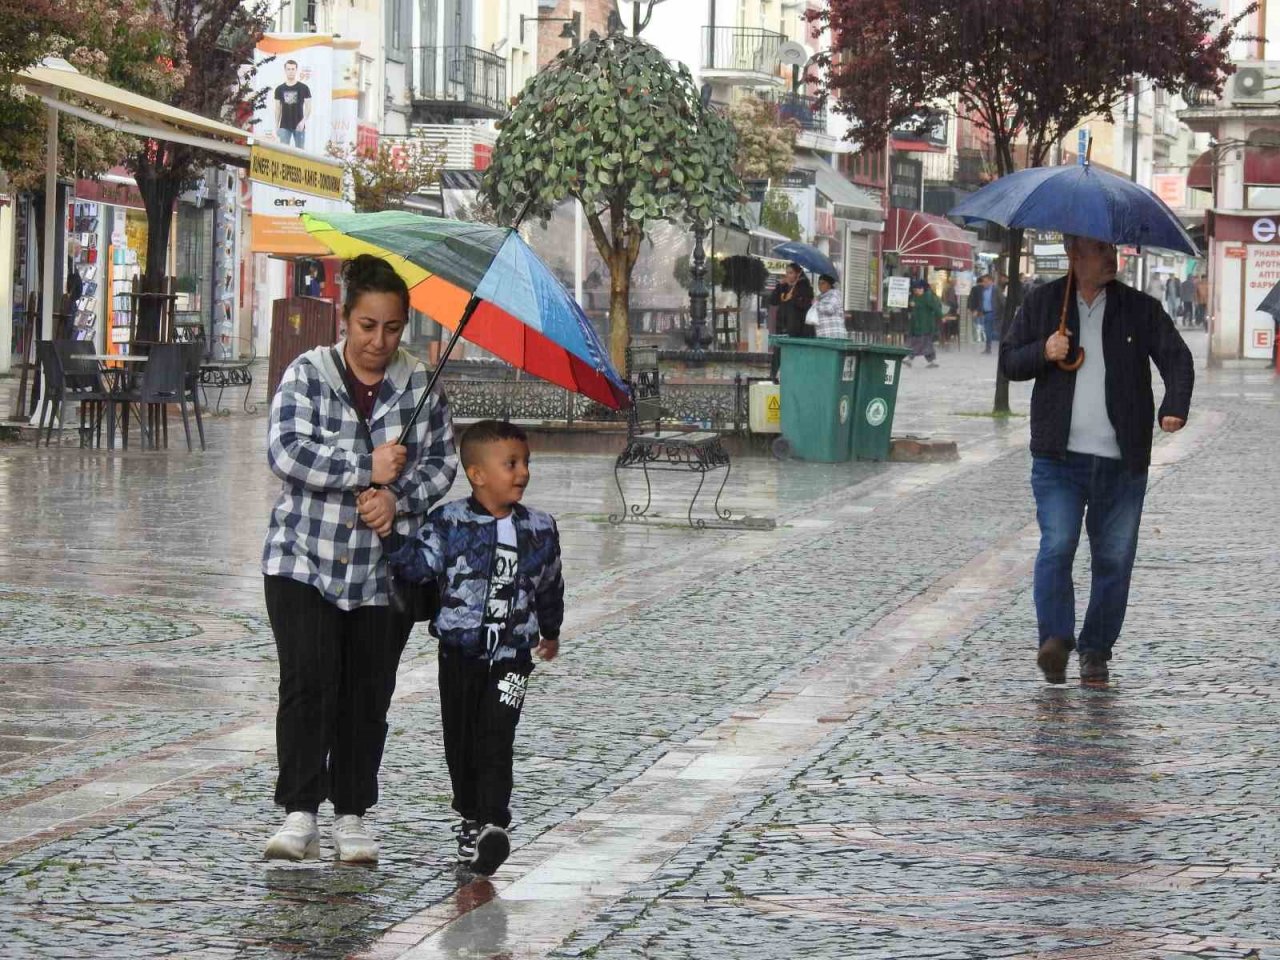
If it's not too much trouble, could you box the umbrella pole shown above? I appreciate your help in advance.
[396,295,480,445]
[1056,264,1085,372]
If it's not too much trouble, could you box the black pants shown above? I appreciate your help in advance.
[264,575,413,816]
[437,644,533,828]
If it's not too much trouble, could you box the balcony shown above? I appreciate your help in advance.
[411,46,507,123]
[701,27,786,86]
[773,92,827,131]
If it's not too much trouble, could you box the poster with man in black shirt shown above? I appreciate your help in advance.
[273,60,313,150]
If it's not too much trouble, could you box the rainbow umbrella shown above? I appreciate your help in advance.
[301,211,631,425]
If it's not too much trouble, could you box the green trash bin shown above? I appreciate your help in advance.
[847,344,911,461]
[770,335,860,462]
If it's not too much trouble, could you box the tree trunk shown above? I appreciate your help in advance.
[137,168,183,343]
[991,227,1025,415]
[608,248,631,373]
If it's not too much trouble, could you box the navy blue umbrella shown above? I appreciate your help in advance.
[949,162,1197,371]
[771,241,838,278]
[949,163,1198,255]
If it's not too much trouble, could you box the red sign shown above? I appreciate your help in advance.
[1226,245,1248,259]
[815,209,836,238]
[1254,329,1273,349]
[473,144,493,171]
[76,176,145,210]
[356,123,379,158]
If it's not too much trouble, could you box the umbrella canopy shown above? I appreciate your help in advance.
[770,240,838,278]
[302,211,629,410]
[1259,278,1280,319]
[949,163,1199,256]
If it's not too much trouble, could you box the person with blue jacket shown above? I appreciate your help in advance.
[392,419,564,876]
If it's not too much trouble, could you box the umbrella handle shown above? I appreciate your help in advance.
[396,295,480,446]
[1055,265,1085,372]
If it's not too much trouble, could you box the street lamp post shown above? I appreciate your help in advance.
[686,222,713,353]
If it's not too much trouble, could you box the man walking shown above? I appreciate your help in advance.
[1000,234,1193,683]
[971,273,1004,353]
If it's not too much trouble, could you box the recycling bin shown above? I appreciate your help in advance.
[770,335,860,462]
[847,344,911,461]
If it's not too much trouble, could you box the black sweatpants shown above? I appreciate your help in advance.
[437,643,533,829]
[264,575,413,816]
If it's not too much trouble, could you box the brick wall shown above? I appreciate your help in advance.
[537,0,616,68]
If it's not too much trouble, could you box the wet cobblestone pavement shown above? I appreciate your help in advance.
[2,337,1278,958]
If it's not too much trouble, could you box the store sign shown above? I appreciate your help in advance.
[249,145,344,200]
[892,111,948,148]
[1226,245,1248,259]
[815,209,836,238]
[1244,244,1280,358]
[890,157,923,211]
[1152,174,1187,210]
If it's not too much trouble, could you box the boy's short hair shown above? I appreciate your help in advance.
[460,419,529,469]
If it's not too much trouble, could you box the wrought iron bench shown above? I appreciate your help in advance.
[199,345,257,415]
[609,347,733,529]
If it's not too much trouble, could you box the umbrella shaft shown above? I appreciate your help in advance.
[397,295,480,446]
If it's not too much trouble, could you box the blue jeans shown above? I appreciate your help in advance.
[279,127,306,149]
[1031,453,1148,658]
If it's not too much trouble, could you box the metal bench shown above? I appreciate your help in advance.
[609,347,733,529]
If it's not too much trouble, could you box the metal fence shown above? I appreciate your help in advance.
[443,375,757,432]
[413,46,507,114]
[701,27,785,76]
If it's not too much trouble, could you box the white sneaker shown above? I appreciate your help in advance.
[264,811,319,861]
[333,814,379,864]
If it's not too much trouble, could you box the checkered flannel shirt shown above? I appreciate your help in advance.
[262,346,457,609]
[809,289,848,339]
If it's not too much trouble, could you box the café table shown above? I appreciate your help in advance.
[70,354,148,449]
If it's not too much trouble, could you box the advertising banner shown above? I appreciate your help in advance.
[1244,244,1280,359]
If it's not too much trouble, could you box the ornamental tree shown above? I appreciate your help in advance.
[812,0,1251,412]
[481,34,742,370]
[328,140,443,213]
[728,97,797,182]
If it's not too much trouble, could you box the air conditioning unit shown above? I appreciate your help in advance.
[1229,62,1280,105]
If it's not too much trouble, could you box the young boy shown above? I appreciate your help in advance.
[391,419,564,876]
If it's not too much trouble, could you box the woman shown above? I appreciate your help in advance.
[768,262,815,378]
[261,255,457,863]
[806,274,846,339]
[905,278,943,368]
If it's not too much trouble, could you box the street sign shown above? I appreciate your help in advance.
[1077,129,1089,165]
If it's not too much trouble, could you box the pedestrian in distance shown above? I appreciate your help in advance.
[974,272,1005,353]
[391,420,564,877]
[1000,234,1193,684]
[262,255,458,863]
[768,261,815,379]
[904,278,942,367]
[805,273,847,339]
[1179,274,1197,326]
[1164,273,1181,322]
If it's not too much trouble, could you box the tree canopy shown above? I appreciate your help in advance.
[812,0,1251,411]
[728,97,797,182]
[481,33,742,368]
[812,0,1250,171]
[329,140,443,214]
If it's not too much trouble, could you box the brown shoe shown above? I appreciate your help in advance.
[1079,651,1110,683]
[1036,637,1071,684]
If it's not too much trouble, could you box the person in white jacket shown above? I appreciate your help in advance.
[806,274,847,339]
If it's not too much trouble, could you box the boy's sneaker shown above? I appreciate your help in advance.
[333,815,379,864]
[471,824,510,876]
[454,820,480,864]
[264,811,319,861]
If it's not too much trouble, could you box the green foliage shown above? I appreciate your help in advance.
[761,189,802,242]
[720,255,768,298]
[328,139,443,213]
[482,34,741,228]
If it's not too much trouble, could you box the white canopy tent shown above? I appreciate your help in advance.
[4,58,252,372]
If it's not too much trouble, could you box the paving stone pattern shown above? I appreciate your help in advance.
[0,427,1038,957]
[552,395,1280,960]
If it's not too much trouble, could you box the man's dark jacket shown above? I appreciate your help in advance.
[999,277,1193,473]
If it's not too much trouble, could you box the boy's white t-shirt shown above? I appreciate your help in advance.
[483,515,520,659]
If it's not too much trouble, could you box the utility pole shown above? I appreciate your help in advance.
[1130,76,1145,294]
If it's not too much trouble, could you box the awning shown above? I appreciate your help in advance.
[18,60,251,157]
[1188,147,1280,191]
[885,207,977,270]
[792,155,882,222]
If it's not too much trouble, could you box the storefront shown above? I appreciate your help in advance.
[1203,209,1280,361]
